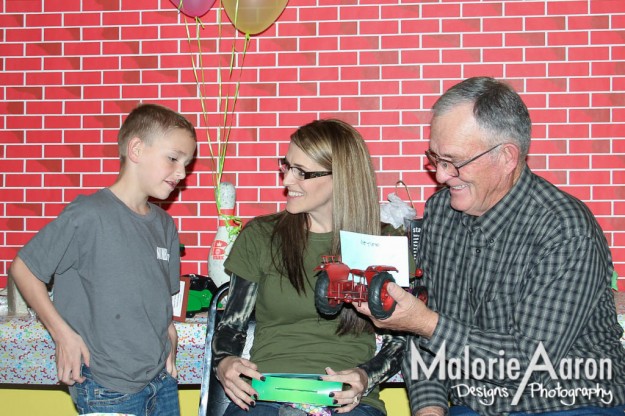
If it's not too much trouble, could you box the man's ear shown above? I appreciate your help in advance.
[501,142,520,175]
[127,137,144,163]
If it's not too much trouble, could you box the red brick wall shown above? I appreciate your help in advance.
[2,0,624,288]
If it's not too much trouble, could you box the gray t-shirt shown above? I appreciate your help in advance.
[19,188,180,393]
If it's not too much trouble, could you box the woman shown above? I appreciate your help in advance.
[213,119,405,416]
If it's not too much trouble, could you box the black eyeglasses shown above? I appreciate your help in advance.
[278,157,332,181]
[425,143,502,178]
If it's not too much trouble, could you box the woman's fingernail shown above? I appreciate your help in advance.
[333,399,338,404]
[260,376,266,381]
[329,392,335,397]
[251,401,256,408]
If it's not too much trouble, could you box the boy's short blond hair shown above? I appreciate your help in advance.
[117,103,197,165]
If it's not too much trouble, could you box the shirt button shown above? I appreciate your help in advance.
[476,249,481,253]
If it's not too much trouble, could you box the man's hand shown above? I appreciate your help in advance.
[355,282,438,338]
[415,405,446,416]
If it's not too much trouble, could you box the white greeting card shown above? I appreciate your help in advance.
[339,230,409,287]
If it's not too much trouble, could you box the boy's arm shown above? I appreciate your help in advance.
[166,321,178,378]
[8,256,90,385]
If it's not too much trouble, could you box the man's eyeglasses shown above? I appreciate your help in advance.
[278,158,332,181]
[425,143,502,178]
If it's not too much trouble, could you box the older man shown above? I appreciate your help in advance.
[357,77,625,415]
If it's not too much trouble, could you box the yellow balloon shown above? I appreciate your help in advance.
[222,0,288,35]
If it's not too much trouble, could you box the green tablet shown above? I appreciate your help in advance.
[251,373,344,407]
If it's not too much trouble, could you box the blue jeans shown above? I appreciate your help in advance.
[69,365,180,416]
[223,401,385,416]
[449,404,625,415]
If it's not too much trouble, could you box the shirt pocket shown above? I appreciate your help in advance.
[476,294,512,331]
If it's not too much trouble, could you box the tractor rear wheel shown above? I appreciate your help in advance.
[314,272,342,316]
[368,272,396,320]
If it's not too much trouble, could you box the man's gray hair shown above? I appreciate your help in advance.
[432,77,532,159]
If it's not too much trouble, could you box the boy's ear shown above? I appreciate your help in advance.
[127,137,144,163]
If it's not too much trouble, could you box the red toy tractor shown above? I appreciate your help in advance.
[314,255,399,320]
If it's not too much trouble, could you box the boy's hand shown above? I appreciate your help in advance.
[8,257,91,385]
[166,322,178,378]
[55,328,90,385]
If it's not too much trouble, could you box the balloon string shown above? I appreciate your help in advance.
[220,33,249,180]
[175,0,184,13]
[215,0,248,216]
[233,0,240,31]
[184,14,218,192]
[182,1,249,219]
[215,0,225,190]
[220,214,243,238]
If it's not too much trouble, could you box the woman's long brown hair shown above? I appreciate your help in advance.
[264,119,381,335]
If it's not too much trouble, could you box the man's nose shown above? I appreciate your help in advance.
[435,165,453,183]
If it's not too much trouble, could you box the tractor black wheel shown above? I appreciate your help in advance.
[314,271,343,316]
[368,272,397,320]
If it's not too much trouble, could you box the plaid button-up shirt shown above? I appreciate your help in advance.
[403,166,625,415]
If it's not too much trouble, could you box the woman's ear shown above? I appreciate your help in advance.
[127,137,144,163]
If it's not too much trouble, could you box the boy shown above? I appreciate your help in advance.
[8,103,197,415]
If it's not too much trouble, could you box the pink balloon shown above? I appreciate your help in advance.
[170,0,216,18]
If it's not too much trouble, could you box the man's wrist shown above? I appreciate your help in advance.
[417,309,439,339]
[423,309,438,339]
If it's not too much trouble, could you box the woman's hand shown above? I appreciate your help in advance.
[322,366,368,413]
[216,356,263,411]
